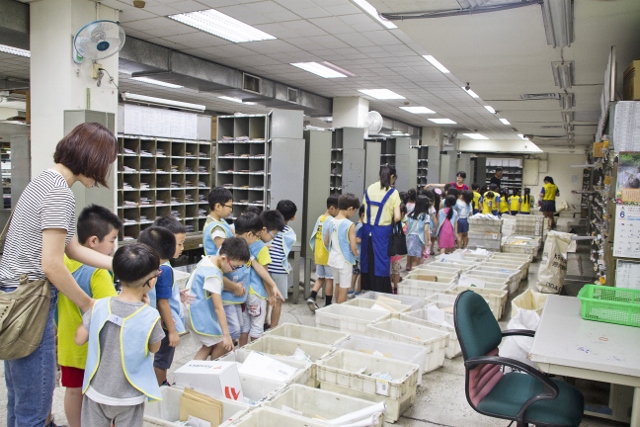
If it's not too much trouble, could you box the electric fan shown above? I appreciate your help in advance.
[73,20,126,64]
[366,111,383,135]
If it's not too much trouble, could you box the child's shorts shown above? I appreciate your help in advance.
[60,366,85,388]
[406,235,423,257]
[330,264,353,289]
[242,293,267,339]
[271,272,289,300]
[315,264,333,279]
[457,218,469,233]
[154,332,177,370]
[224,304,249,340]
[188,321,222,347]
[352,260,360,275]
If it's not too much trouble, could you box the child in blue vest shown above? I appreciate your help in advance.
[265,203,294,329]
[187,236,251,360]
[151,217,187,386]
[75,244,165,427]
[137,227,178,387]
[203,187,234,256]
[324,193,360,304]
[57,205,121,427]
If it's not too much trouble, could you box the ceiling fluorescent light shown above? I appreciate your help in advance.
[291,62,349,78]
[218,96,256,105]
[169,9,276,43]
[484,105,496,114]
[559,93,575,110]
[400,106,435,114]
[499,118,510,125]
[428,118,457,124]
[463,133,489,140]
[121,92,205,112]
[551,61,573,89]
[541,0,574,48]
[131,77,184,89]
[462,86,480,98]
[0,44,30,58]
[351,0,397,29]
[358,89,405,100]
[423,55,450,74]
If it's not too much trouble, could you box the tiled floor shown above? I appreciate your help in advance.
[0,222,630,426]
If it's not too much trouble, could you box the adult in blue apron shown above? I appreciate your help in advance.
[360,166,402,293]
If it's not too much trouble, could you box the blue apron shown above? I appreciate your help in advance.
[361,188,395,277]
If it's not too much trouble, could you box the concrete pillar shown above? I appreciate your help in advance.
[332,97,369,129]
[423,127,443,185]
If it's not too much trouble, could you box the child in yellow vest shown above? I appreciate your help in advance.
[520,188,533,214]
[509,190,522,215]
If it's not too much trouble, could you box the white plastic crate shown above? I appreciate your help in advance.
[397,279,453,299]
[366,319,449,373]
[316,349,419,423]
[501,240,540,258]
[490,253,533,274]
[238,372,287,406]
[264,323,349,346]
[472,264,522,284]
[143,386,249,427]
[228,407,331,427]
[399,311,461,359]
[343,297,411,318]
[315,303,391,334]
[335,334,428,385]
[450,249,494,261]
[447,285,507,320]
[407,270,458,283]
[216,349,315,387]
[414,263,466,273]
[243,335,333,363]
[356,291,425,311]
[480,260,528,281]
[264,384,385,427]
[467,268,518,295]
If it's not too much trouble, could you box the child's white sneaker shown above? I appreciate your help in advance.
[306,297,319,313]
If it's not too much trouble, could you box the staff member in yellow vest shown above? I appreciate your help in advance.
[540,176,559,229]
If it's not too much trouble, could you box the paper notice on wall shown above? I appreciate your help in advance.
[615,260,640,290]
[613,205,640,258]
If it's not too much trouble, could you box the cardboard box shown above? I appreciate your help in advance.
[174,360,244,401]
[623,60,640,101]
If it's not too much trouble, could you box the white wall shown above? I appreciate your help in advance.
[523,153,586,207]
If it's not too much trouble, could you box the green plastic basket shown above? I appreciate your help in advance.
[577,285,640,328]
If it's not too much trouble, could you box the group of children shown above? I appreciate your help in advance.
[478,184,534,217]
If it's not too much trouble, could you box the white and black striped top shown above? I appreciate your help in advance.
[0,170,76,289]
[267,225,290,275]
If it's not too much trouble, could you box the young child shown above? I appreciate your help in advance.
[480,184,499,216]
[520,188,533,214]
[258,209,286,330]
[203,187,234,255]
[499,190,510,216]
[187,236,250,360]
[390,203,408,293]
[424,189,440,255]
[267,200,297,329]
[509,189,522,215]
[324,193,360,304]
[150,217,187,386]
[57,205,121,427]
[137,227,178,385]
[406,195,432,271]
[76,244,165,427]
[471,183,481,215]
[306,193,340,312]
[437,195,458,254]
[349,205,365,297]
[405,188,417,214]
[457,191,473,249]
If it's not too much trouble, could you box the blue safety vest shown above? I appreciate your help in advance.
[278,227,296,272]
[248,241,269,299]
[327,218,356,265]
[203,219,234,256]
[187,260,224,337]
[221,264,250,305]
[163,262,186,335]
[407,214,430,245]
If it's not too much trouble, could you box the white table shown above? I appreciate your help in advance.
[529,295,640,426]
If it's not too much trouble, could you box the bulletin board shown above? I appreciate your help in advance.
[613,204,640,258]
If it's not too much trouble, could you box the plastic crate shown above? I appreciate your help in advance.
[480,259,528,280]
[316,349,419,423]
[414,263,467,273]
[243,335,333,363]
[366,319,449,373]
[577,285,640,327]
[490,253,533,272]
[315,304,391,334]
[356,291,425,310]
[400,311,461,359]
[472,265,522,287]
[264,384,385,427]
[343,297,411,318]
[264,323,349,346]
[217,349,315,387]
[407,270,458,283]
[397,279,453,299]
[238,372,287,406]
[447,285,508,320]
[228,407,331,427]
[334,334,428,385]
[143,386,249,427]
[467,268,518,295]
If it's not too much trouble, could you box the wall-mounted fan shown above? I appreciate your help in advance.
[366,110,383,135]
[443,130,458,145]
[73,20,126,64]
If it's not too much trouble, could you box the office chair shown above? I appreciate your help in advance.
[453,290,584,427]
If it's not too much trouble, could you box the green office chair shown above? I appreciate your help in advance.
[453,290,584,427]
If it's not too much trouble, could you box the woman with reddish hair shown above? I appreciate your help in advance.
[0,122,117,427]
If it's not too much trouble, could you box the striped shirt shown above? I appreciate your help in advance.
[267,225,290,275]
[0,169,76,289]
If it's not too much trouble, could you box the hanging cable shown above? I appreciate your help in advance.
[98,67,119,90]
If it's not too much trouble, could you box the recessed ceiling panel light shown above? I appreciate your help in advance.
[131,77,184,88]
[499,118,511,125]
[351,0,397,29]
[484,105,496,114]
[0,44,30,57]
[463,133,489,140]
[423,55,450,74]
[291,62,349,78]
[218,96,257,105]
[462,87,480,98]
[400,106,435,114]
[358,89,405,100]
[428,118,457,124]
[169,9,276,43]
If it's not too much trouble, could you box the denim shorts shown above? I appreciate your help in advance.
[315,264,333,279]
[457,218,469,233]
[224,303,248,340]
